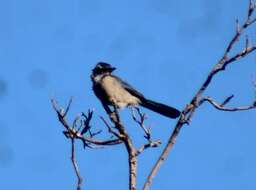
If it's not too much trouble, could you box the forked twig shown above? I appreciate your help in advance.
[131,107,151,140]
[51,98,122,190]
[199,96,256,111]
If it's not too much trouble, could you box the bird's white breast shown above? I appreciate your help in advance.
[100,75,141,108]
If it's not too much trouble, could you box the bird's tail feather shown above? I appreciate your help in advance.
[140,99,180,119]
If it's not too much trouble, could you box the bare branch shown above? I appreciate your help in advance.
[131,107,151,140]
[245,35,251,50]
[248,0,256,19]
[51,99,122,146]
[200,96,256,111]
[71,138,83,190]
[223,46,256,66]
[52,98,124,190]
[99,116,124,139]
[135,140,161,156]
[64,97,73,117]
[220,95,235,106]
[81,110,93,135]
[143,2,256,189]
[102,103,137,190]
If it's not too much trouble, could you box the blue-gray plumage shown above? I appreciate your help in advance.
[91,62,180,119]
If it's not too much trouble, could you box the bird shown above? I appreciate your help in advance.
[91,62,180,119]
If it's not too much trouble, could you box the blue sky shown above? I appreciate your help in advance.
[0,0,256,190]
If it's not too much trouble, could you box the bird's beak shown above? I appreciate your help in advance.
[109,67,116,72]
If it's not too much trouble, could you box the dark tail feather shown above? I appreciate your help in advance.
[140,99,180,119]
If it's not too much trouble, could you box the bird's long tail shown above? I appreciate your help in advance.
[140,99,180,119]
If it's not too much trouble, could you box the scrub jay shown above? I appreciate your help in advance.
[91,62,180,119]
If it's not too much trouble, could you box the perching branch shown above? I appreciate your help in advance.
[143,1,256,189]
[104,105,138,190]
[99,116,124,139]
[100,102,161,190]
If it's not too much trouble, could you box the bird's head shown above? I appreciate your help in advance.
[92,62,116,76]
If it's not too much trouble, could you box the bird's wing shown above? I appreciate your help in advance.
[112,75,146,100]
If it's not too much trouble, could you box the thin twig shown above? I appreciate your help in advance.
[81,110,93,135]
[99,116,124,139]
[199,96,256,111]
[131,107,151,140]
[51,98,122,146]
[71,138,83,190]
[135,140,161,156]
[220,95,235,106]
[64,97,73,117]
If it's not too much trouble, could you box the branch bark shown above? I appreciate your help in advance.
[71,138,83,190]
[108,108,137,190]
[51,99,122,146]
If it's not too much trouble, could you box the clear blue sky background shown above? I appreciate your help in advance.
[0,0,256,189]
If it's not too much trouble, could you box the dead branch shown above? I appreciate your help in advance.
[71,138,83,190]
[51,99,122,146]
[51,98,123,190]
[199,96,256,111]
[136,140,161,157]
[104,105,163,190]
[143,1,256,189]
[131,107,151,141]
[220,94,235,106]
[52,96,163,190]
[130,107,161,156]
[105,105,138,190]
